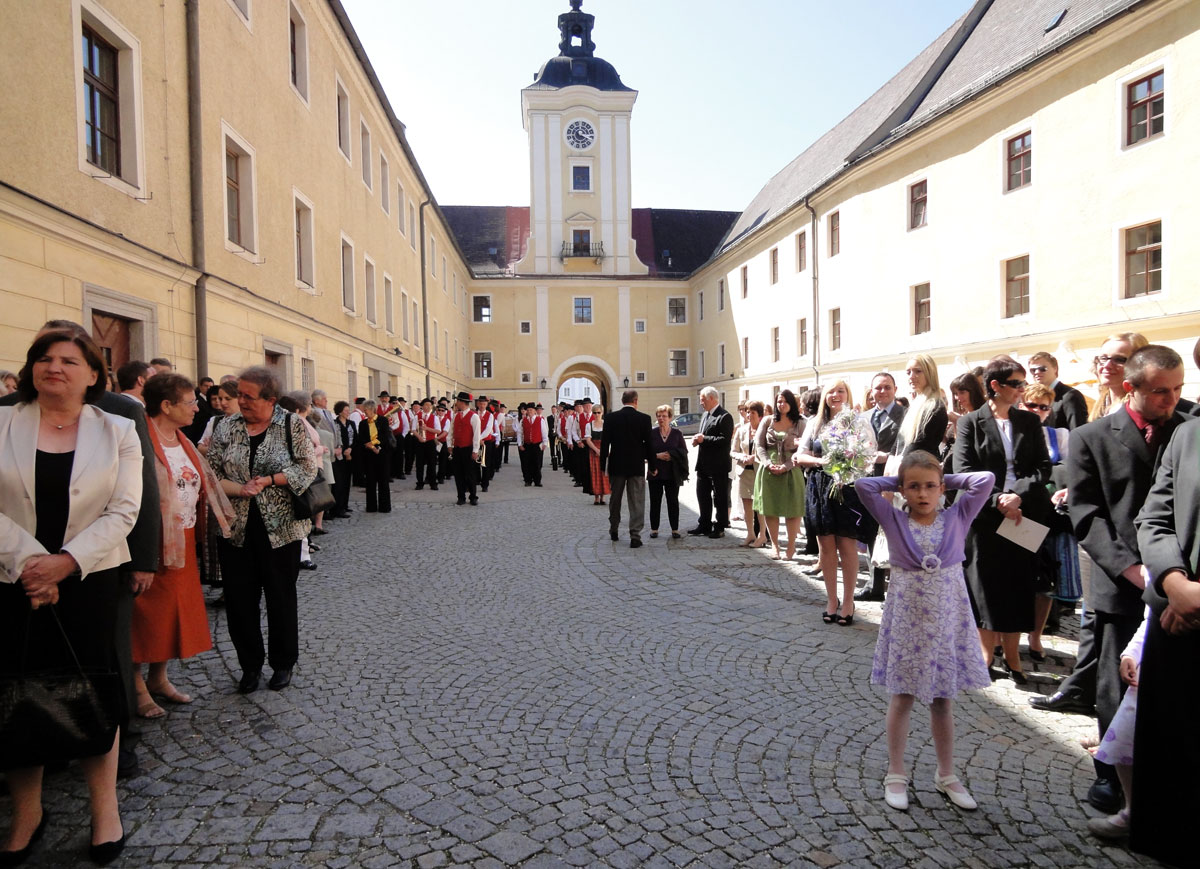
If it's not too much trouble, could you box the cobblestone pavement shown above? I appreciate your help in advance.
[15,453,1162,867]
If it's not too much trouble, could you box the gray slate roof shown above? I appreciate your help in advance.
[716,0,1144,256]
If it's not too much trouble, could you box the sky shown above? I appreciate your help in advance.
[340,0,972,212]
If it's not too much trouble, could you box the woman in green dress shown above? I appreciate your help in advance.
[753,389,807,560]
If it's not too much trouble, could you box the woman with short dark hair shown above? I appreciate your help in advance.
[207,366,317,693]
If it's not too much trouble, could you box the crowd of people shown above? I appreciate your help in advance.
[1,317,1198,866]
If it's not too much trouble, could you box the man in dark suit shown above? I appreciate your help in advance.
[1,320,162,779]
[1130,413,1200,864]
[599,389,653,548]
[1029,351,1089,430]
[1036,345,1186,815]
[688,387,734,539]
[856,373,907,601]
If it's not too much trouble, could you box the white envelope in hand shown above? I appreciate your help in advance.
[996,515,1050,553]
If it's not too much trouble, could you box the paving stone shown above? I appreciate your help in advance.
[478,830,544,863]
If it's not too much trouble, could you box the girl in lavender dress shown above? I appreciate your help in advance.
[855,452,994,813]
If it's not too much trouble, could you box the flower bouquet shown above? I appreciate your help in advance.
[819,408,875,502]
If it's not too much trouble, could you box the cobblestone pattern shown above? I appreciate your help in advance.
[10,454,1161,867]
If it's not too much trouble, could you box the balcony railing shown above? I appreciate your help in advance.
[560,241,605,262]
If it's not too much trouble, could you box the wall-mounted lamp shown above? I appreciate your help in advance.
[540,378,548,389]
[623,376,630,388]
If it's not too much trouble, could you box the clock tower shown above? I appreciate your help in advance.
[516,1,646,276]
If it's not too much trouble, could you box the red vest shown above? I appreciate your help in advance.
[480,411,495,442]
[522,416,542,444]
[453,411,476,448]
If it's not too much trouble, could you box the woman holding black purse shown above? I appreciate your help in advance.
[0,329,141,864]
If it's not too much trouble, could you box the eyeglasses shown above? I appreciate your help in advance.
[1094,355,1128,366]
[1024,403,1051,412]
[237,392,264,402]
[901,482,942,493]
[1001,379,1027,389]
[1028,366,1049,374]
[174,398,199,408]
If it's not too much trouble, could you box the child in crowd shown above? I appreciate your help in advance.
[1086,607,1147,841]
[855,452,994,812]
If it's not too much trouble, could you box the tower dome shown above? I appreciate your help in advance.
[529,0,632,92]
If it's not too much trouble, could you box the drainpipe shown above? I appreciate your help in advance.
[419,200,432,397]
[804,197,819,386]
[185,0,208,378]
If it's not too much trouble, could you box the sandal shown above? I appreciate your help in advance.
[136,696,165,719]
[883,774,909,811]
[148,683,193,705]
[835,609,855,627]
[822,601,839,624]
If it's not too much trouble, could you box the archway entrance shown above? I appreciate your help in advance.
[550,356,619,411]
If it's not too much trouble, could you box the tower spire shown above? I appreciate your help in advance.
[557,0,596,58]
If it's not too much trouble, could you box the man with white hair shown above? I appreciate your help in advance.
[689,387,735,538]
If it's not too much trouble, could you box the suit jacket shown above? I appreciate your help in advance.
[694,404,734,475]
[866,402,906,475]
[1067,405,1186,616]
[0,389,160,574]
[952,404,1051,521]
[1176,396,1200,418]
[357,416,396,453]
[0,402,143,581]
[599,405,653,478]
[1051,381,1089,430]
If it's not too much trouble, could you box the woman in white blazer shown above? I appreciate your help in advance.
[0,330,141,865]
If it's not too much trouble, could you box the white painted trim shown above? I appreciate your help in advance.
[334,74,351,163]
[572,295,593,325]
[382,272,395,335]
[633,319,646,334]
[359,116,372,190]
[220,120,259,257]
[287,1,309,106]
[473,350,494,379]
[667,348,688,378]
[666,295,688,326]
[339,231,356,314]
[1113,215,1167,307]
[1116,57,1170,154]
[471,293,492,323]
[363,254,377,326]
[224,0,252,32]
[999,121,1034,195]
[379,153,390,214]
[82,283,158,360]
[292,185,315,292]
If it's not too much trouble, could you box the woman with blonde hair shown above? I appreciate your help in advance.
[898,354,949,457]
[797,380,878,625]
[1087,332,1148,422]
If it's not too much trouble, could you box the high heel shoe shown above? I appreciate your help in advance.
[1003,662,1028,685]
[89,827,126,866]
[822,601,839,624]
[835,607,855,627]
[0,810,47,867]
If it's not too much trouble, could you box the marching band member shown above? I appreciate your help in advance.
[516,402,549,487]
[446,391,481,505]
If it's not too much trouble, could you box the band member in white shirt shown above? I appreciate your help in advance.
[447,392,481,505]
[414,398,440,491]
[516,402,549,487]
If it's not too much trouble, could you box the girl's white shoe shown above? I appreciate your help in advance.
[883,774,909,811]
[935,773,977,810]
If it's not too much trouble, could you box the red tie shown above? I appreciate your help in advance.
[1143,423,1157,448]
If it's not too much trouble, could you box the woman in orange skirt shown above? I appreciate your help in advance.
[586,404,611,505]
[133,374,233,717]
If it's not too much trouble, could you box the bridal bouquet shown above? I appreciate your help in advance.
[819,409,875,502]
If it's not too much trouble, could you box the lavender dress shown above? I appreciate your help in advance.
[856,473,995,704]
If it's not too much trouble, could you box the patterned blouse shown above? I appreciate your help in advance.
[206,404,318,548]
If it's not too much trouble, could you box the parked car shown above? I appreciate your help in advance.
[672,412,703,436]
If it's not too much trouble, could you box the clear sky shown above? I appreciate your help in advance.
[340,0,971,212]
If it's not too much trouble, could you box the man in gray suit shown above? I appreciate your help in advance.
[856,372,906,602]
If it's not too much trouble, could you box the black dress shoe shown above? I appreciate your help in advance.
[89,833,126,866]
[630,539,643,548]
[0,810,47,867]
[707,529,724,539]
[116,744,139,780]
[268,668,292,691]
[610,531,618,541]
[687,527,710,536]
[238,670,261,694]
[1028,691,1093,715]
[457,498,466,505]
[854,589,885,602]
[299,560,317,570]
[1087,777,1122,815]
[469,498,478,505]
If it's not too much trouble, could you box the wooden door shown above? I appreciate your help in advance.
[92,312,130,378]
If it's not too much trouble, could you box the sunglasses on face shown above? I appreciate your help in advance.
[1001,379,1027,389]
[1024,402,1051,412]
[1095,355,1128,366]
[1028,366,1049,374]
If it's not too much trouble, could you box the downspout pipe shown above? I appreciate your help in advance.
[804,197,819,386]
[185,0,208,378]
[419,200,432,397]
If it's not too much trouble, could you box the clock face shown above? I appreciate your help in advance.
[565,120,595,150]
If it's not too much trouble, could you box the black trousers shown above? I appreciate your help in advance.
[415,441,438,487]
[403,434,417,474]
[519,443,544,484]
[695,469,730,530]
[332,458,352,514]
[648,479,680,532]
[438,445,451,481]
[481,441,499,488]
[452,447,478,501]
[549,438,559,470]
[219,517,302,674]
[500,440,510,464]
[364,449,391,512]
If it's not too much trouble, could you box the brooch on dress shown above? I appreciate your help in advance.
[921,553,942,573]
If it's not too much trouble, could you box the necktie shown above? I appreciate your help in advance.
[872,408,884,433]
[1143,423,1157,449]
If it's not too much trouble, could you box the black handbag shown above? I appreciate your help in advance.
[0,606,121,770]
[284,413,336,520]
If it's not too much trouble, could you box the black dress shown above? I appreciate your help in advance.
[803,439,879,543]
[0,451,124,768]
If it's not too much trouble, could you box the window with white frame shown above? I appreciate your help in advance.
[718,343,726,375]
[340,236,354,311]
[288,3,308,101]
[718,279,725,310]
[397,184,406,234]
[668,349,687,377]
[228,0,250,20]
[360,120,371,188]
[430,238,437,274]
[347,368,356,403]
[380,155,389,213]
[698,349,705,379]
[1124,221,1162,298]
[223,126,256,252]
[384,275,394,333]
[1004,256,1030,318]
[408,203,416,249]
[473,295,491,323]
[335,77,350,159]
[634,319,646,333]
[401,290,410,341]
[674,397,690,416]
[573,297,592,324]
[293,192,313,288]
[300,357,314,392]
[433,320,439,359]
[412,301,420,346]
[521,372,532,384]
[474,352,492,378]
[78,6,145,191]
[364,257,376,325]
[912,283,931,334]
[443,328,448,360]
[667,297,687,324]
[742,336,749,368]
